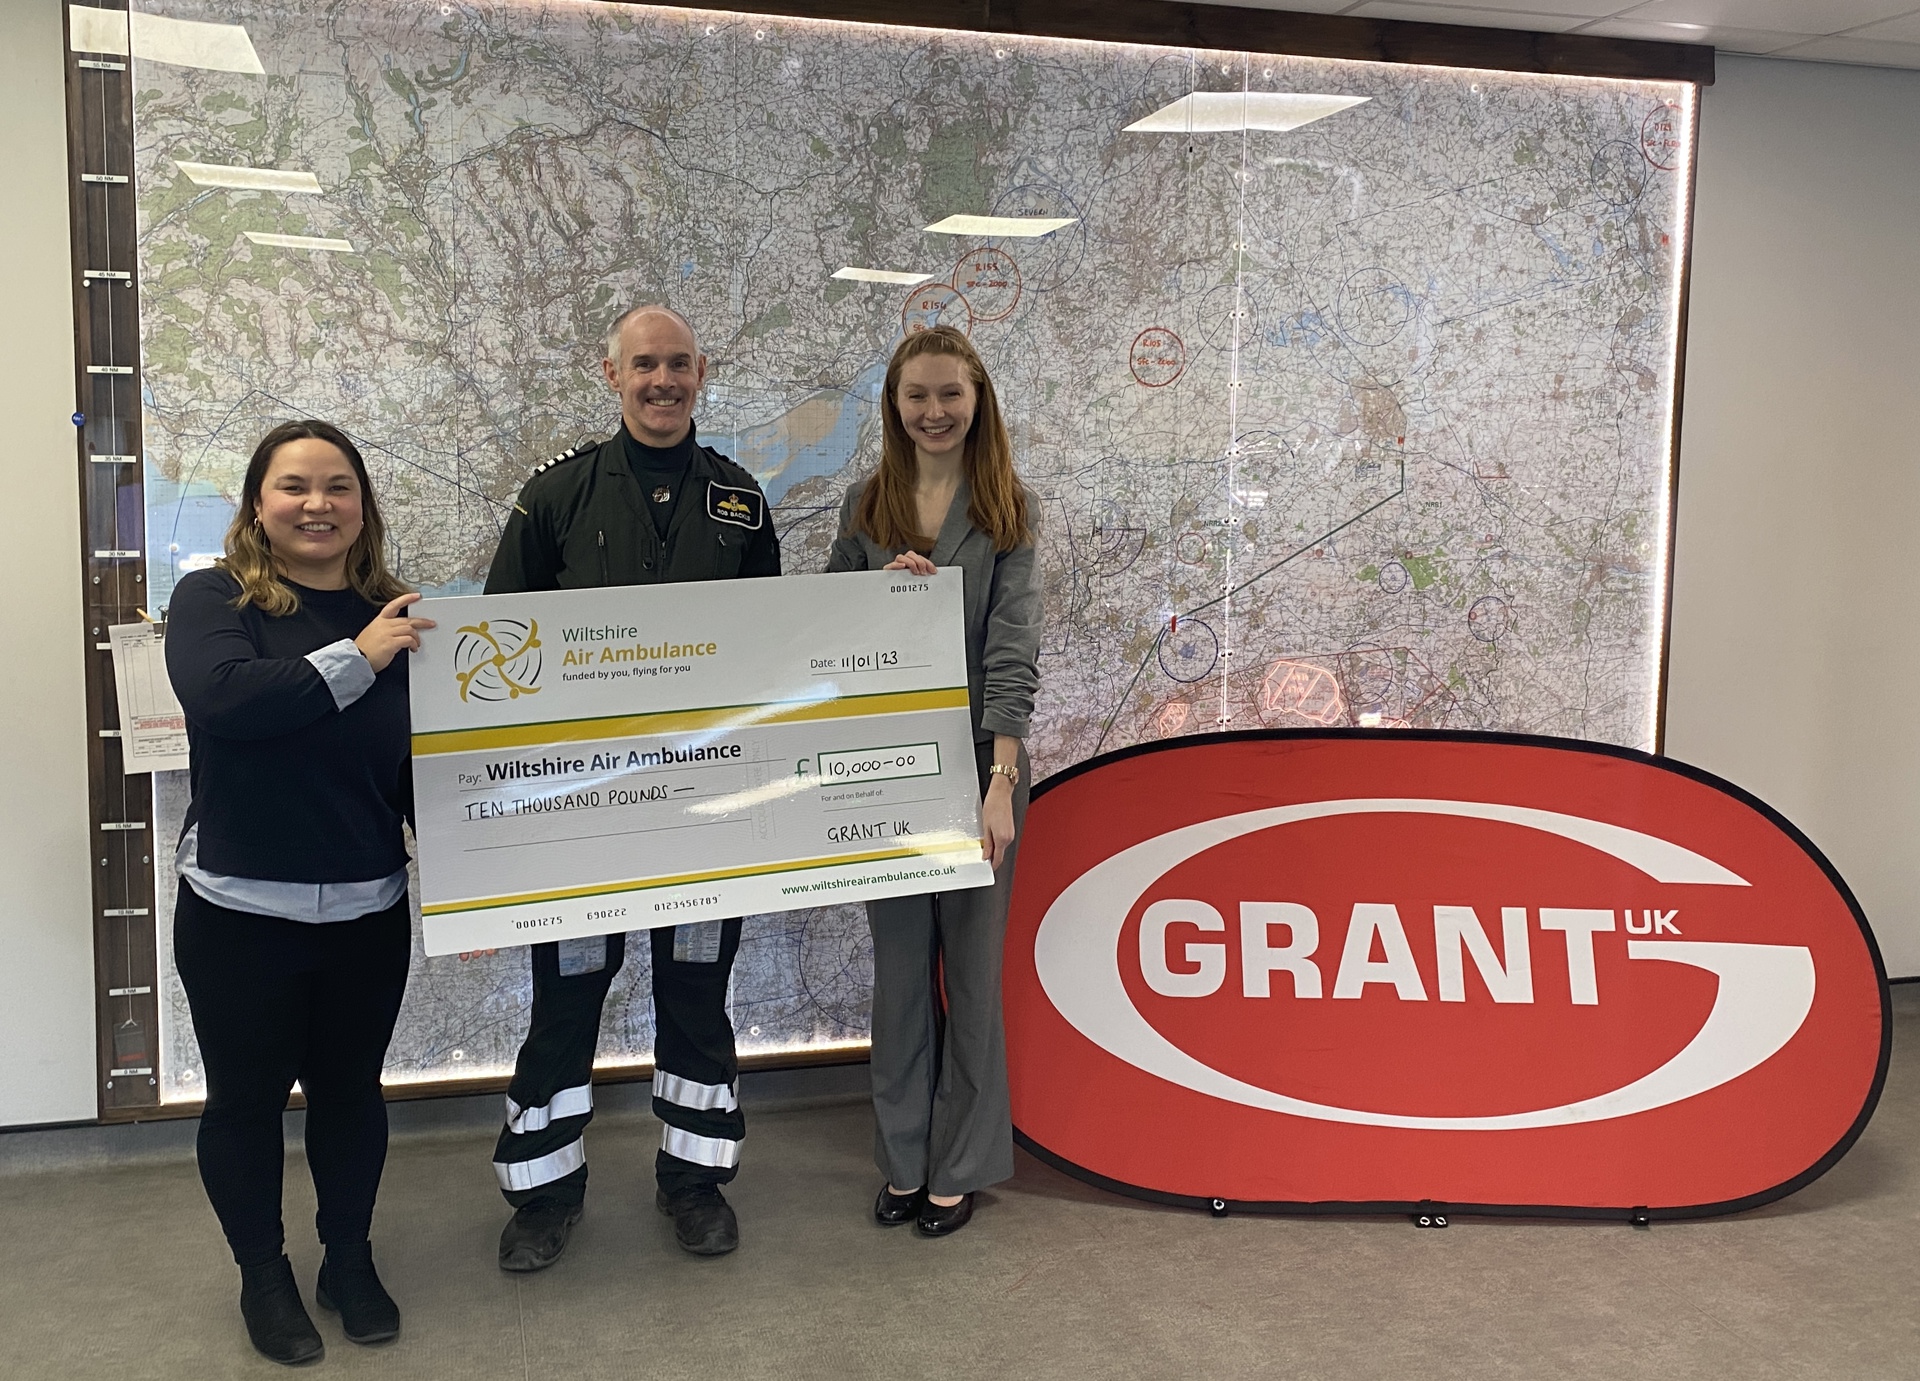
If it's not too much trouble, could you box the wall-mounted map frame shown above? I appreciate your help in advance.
[64,0,1706,1119]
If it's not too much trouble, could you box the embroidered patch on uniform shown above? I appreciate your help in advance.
[706,481,763,529]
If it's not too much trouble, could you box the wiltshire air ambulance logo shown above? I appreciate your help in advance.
[454,618,543,701]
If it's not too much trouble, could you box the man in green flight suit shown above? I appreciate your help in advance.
[485,304,780,1270]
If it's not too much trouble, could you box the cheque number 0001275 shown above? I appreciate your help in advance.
[889,582,929,593]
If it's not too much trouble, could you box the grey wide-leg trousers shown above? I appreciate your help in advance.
[865,742,1030,1198]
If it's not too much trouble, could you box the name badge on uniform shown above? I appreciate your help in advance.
[706,481,764,530]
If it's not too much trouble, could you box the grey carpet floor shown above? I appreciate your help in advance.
[2,988,1915,1380]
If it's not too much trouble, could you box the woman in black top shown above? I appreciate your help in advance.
[166,420,432,1365]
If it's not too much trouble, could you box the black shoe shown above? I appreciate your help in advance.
[498,1199,583,1273]
[238,1255,324,1366]
[874,1184,925,1226]
[316,1241,400,1345]
[656,1185,739,1256]
[918,1193,975,1237]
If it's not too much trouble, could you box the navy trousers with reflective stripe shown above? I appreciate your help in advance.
[493,921,746,1208]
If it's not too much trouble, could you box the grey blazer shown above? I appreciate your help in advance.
[826,475,1042,744]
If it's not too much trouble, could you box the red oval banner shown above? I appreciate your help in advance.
[1004,732,1890,1219]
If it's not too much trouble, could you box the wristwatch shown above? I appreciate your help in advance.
[988,762,1020,786]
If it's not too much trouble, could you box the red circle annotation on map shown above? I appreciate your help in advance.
[1130,327,1187,388]
[902,282,974,336]
[950,246,1022,322]
[1640,102,1682,171]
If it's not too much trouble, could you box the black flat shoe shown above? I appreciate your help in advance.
[874,1184,925,1226]
[656,1185,739,1256]
[316,1242,400,1345]
[499,1199,583,1273]
[239,1255,324,1366]
[917,1193,974,1237]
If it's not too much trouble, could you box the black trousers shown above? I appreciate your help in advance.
[493,921,745,1207]
[172,882,411,1267]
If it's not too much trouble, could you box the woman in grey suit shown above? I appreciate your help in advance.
[826,325,1041,1236]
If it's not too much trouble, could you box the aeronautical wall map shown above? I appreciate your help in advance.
[128,0,1693,1096]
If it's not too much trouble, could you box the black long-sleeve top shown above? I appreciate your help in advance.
[165,568,412,883]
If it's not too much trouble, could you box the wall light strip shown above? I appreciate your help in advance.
[1651,87,1700,755]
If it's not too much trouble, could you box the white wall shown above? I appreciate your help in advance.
[0,0,102,1126]
[1668,55,1920,977]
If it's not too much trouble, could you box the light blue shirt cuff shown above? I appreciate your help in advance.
[306,638,376,711]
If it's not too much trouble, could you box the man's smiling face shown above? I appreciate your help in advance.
[603,309,707,448]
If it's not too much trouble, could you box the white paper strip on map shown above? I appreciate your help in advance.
[245,231,355,252]
[1124,92,1369,134]
[831,267,937,285]
[129,12,266,74]
[68,6,129,55]
[923,215,1077,238]
[177,162,323,195]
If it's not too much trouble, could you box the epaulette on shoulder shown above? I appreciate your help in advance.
[529,438,599,478]
[701,444,759,489]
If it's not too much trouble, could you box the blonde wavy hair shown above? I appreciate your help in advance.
[852,326,1032,554]
[219,420,409,615]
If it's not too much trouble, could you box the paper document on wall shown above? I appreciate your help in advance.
[108,623,189,774]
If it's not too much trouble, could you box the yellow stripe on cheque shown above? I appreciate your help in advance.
[420,838,983,916]
[412,686,968,756]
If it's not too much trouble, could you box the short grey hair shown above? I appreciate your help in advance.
[604,303,700,361]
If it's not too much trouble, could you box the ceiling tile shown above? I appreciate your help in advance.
[1576,17,1810,50]
[1766,33,1920,64]
[1614,0,1918,34]
[1845,11,1920,42]
[1346,3,1589,30]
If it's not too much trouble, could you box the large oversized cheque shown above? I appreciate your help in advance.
[408,569,994,956]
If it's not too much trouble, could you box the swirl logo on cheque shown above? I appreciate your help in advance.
[454,619,543,702]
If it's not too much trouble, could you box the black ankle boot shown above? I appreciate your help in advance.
[316,1241,401,1344]
[238,1255,324,1365]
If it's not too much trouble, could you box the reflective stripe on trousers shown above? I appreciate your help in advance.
[504,1083,593,1134]
[494,1138,586,1191]
[653,1071,738,1113]
[661,1124,742,1169]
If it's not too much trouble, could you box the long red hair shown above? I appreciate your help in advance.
[852,326,1031,553]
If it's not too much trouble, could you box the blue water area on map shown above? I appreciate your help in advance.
[145,463,237,610]
[707,359,884,505]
